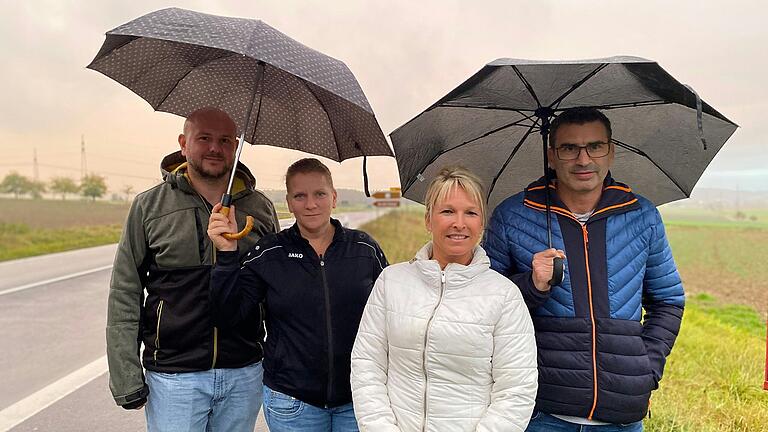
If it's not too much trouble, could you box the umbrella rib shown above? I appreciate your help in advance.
[548,63,609,108]
[120,40,196,105]
[486,124,538,202]
[438,104,537,117]
[591,100,670,110]
[511,66,542,108]
[402,116,537,192]
[439,100,670,113]
[156,68,195,109]
[303,80,342,162]
[611,138,689,196]
[154,49,234,110]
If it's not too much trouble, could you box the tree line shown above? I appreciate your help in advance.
[0,172,112,201]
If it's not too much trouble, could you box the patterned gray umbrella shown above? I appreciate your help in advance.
[87,7,392,198]
[392,56,738,284]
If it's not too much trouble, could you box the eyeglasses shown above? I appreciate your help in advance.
[555,142,611,160]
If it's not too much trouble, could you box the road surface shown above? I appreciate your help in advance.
[0,211,384,431]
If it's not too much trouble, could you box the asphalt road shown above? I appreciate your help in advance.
[0,211,384,432]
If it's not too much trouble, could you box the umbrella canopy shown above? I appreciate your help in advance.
[87,7,392,162]
[392,56,737,212]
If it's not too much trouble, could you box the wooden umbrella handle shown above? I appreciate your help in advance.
[219,206,254,240]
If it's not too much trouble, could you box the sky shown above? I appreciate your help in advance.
[1,0,766,194]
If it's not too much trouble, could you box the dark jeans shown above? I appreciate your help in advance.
[526,411,643,432]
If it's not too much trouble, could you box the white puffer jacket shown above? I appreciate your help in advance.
[351,243,537,432]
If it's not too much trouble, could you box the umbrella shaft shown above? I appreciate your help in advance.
[225,61,265,197]
[539,113,554,249]
[225,135,247,196]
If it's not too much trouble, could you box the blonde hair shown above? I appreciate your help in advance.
[424,166,486,226]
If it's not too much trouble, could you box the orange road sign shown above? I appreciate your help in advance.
[371,190,401,199]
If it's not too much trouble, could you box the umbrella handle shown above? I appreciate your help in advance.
[548,257,564,286]
[219,205,254,241]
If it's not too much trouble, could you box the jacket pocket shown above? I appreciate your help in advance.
[595,318,656,395]
[264,386,304,418]
[153,300,165,366]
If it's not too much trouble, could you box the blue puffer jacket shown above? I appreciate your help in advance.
[483,175,684,424]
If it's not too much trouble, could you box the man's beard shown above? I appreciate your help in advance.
[188,158,232,180]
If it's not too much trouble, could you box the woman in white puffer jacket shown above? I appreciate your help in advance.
[351,166,538,432]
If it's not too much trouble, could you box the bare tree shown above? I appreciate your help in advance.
[121,184,135,201]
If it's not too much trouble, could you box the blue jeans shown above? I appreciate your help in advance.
[526,411,643,432]
[145,361,263,432]
[262,384,359,432]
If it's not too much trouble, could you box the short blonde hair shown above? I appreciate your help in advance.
[424,166,486,226]
[285,158,334,192]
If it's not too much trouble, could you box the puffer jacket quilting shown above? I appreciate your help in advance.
[351,243,538,432]
[483,176,684,423]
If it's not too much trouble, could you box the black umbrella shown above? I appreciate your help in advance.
[392,56,737,284]
[88,8,392,237]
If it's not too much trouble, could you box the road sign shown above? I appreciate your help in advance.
[371,190,401,199]
[372,200,400,208]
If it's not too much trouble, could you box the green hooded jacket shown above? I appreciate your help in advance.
[106,151,279,407]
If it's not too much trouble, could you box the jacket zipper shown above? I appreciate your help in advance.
[154,300,164,366]
[196,192,220,370]
[211,327,219,369]
[320,256,334,407]
[211,245,219,369]
[422,270,446,431]
[582,224,599,420]
[526,197,614,419]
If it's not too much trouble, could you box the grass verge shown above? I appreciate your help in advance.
[359,209,431,264]
[360,210,768,432]
[646,294,768,432]
[0,223,123,261]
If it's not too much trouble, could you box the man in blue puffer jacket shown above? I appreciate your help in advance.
[483,107,684,431]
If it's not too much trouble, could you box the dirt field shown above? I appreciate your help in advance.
[0,198,131,229]
[666,224,768,315]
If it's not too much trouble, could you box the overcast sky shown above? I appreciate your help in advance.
[2,0,766,194]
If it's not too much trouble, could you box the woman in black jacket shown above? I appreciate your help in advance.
[208,158,387,432]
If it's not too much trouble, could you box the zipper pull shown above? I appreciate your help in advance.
[441,271,445,284]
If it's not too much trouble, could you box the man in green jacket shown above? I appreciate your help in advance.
[107,107,280,431]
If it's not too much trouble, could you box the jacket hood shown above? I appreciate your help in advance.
[159,150,256,196]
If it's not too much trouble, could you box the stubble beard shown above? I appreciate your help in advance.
[188,158,232,182]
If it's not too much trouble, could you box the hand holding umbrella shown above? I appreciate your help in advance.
[532,248,566,291]
[208,203,239,250]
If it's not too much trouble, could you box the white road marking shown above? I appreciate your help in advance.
[0,356,108,431]
[0,265,113,297]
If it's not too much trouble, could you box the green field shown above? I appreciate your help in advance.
[359,210,768,432]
